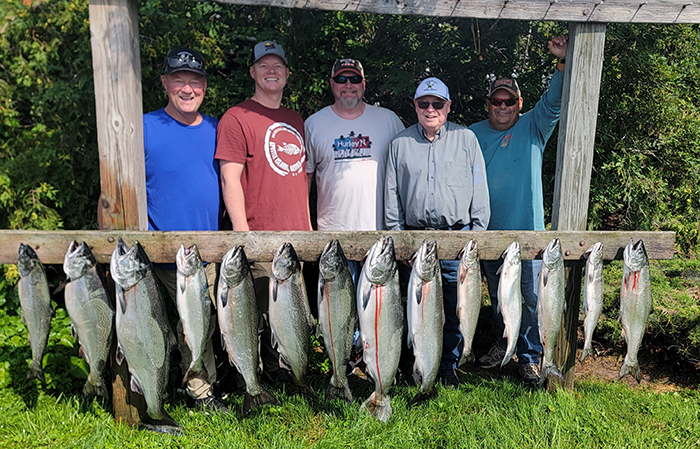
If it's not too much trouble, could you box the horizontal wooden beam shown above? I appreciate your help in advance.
[1,230,674,264]
[212,0,700,24]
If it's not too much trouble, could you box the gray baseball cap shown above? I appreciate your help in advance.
[251,41,288,66]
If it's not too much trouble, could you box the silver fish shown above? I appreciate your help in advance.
[407,240,443,404]
[268,242,315,390]
[457,239,481,365]
[218,245,280,415]
[497,242,522,368]
[63,241,114,398]
[619,239,652,383]
[318,240,356,404]
[17,243,54,385]
[581,242,604,363]
[357,236,403,422]
[536,238,565,382]
[175,244,211,385]
[111,239,181,435]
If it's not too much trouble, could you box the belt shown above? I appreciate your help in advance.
[405,223,468,231]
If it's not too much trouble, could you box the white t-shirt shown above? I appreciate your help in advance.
[305,104,404,231]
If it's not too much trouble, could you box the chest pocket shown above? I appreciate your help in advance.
[443,150,469,187]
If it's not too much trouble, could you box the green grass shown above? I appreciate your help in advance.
[1,375,699,448]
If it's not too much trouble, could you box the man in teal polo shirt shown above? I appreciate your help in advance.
[469,34,568,384]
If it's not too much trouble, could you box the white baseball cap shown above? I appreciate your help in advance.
[414,77,450,101]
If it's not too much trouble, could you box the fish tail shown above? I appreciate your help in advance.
[181,359,208,386]
[618,361,641,383]
[541,361,564,383]
[242,386,281,415]
[82,379,109,399]
[361,392,393,422]
[580,344,594,363]
[409,388,437,407]
[326,381,353,404]
[459,349,474,367]
[27,360,45,386]
[139,410,182,436]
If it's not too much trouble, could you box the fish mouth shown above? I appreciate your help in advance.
[18,243,37,260]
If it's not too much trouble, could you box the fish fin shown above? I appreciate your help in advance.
[27,360,45,386]
[115,343,125,366]
[587,268,595,284]
[458,265,467,285]
[118,294,126,315]
[412,279,423,305]
[271,279,279,303]
[496,265,503,276]
[326,381,353,404]
[361,283,371,311]
[360,392,393,422]
[618,361,641,383]
[130,376,144,395]
[220,290,228,308]
[541,268,549,287]
[242,386,281,415]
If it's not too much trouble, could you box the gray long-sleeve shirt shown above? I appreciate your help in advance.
[384,121,491,231]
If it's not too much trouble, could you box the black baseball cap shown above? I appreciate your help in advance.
[163,47,206,76]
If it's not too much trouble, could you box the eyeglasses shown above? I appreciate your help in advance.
[167,52,203,71]
[489,97,518,107]
[416,100,446,110]
[333,74,363,84]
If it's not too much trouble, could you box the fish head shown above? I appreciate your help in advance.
[364,236,396,284]
[63,241,96,280]
[110,239,150,289]
[176,244,203,277]
[502,241,521,268]
[542,238,563,270]
[220,245,250,285]
[413,239,439,281]
[319,239,348,281]
[271,242,300,281]
[624,239,648,272]
[459,239,479,270]
[584,242,604,268]
[17,243,42,278]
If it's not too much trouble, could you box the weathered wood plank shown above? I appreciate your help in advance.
[0,230,674,264]
[550,22,607,391]
[213,0,700,23]
[89,0,147,231]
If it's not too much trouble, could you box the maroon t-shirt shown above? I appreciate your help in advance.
[216,99,310,231]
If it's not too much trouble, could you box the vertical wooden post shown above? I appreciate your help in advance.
[550,21,607,390]
[90,0,147,232]
[89,0,147,424]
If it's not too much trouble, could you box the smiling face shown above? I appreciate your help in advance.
[250,54,289,96]
[414,95,450,139]
[161,71,206,123]
[487,89,523,131]
[331,70,365,110]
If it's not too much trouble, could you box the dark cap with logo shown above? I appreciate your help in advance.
[488,78,521,98]
[164,47,206,76]
[252,41,288,66]
[331,58,364,78]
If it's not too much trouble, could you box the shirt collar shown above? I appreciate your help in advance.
[418,123,446,142]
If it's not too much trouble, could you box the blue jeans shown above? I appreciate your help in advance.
[440,260,463,370]
[482,259,542,365]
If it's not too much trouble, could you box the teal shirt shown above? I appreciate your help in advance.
[469,70,563,231]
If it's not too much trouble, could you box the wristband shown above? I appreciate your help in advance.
[558,58,566,64]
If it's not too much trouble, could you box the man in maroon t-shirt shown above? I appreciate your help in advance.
[216,40,310,385]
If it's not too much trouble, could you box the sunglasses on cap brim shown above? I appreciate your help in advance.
[167,53,203,71]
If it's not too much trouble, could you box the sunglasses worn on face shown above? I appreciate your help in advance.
[489,97,518,107]
[416,100,446,110]
[333,74,363,84]
[167,52,204,70]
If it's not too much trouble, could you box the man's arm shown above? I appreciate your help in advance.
[469,135,491,231]
[220,160,249,231]
[531,35,569,140]
[384,143,404,231]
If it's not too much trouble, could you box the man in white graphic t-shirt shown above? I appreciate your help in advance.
[306,58,404,239]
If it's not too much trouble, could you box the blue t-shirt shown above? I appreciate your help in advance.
[469,70,563,231]
[144,108,221,233]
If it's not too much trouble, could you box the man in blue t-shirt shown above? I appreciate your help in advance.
[143,47,227,412]
[469,35,568,384]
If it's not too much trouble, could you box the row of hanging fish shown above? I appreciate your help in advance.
[15,235,653,427]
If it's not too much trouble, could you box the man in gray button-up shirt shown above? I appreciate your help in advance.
[385,76,490,386]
